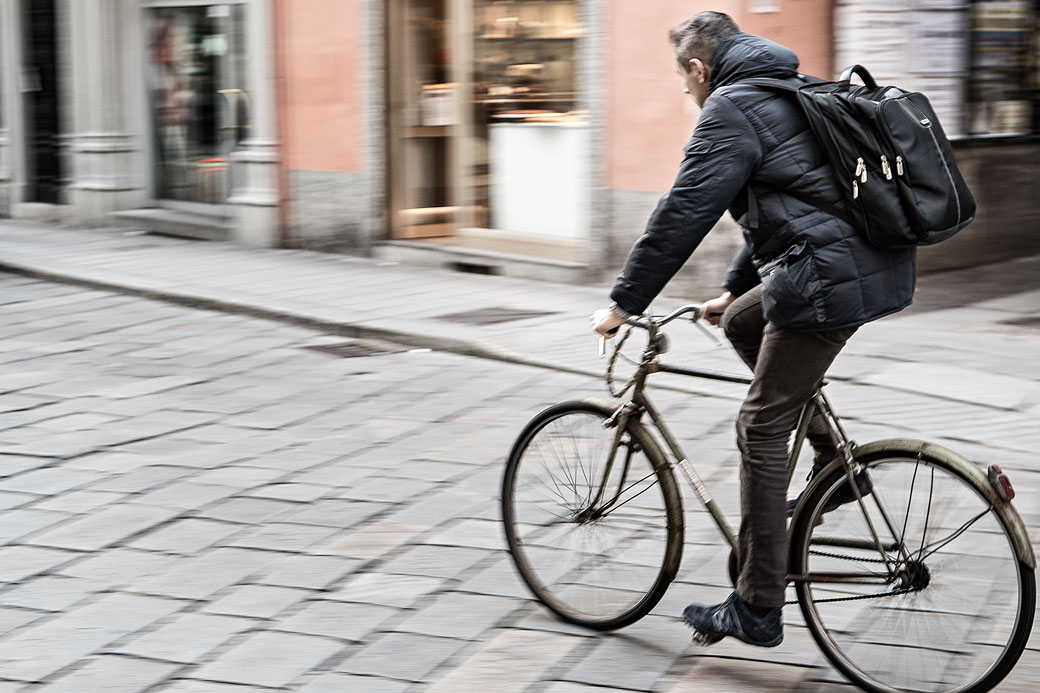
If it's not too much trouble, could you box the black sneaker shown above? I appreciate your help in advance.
[682,592,783,647]
[786,456,872,518]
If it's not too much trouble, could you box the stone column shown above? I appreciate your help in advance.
[63,0,144,225]
[227,0,280,247]
[0,0,26,214]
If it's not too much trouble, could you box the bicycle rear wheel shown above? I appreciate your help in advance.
[790,447,1035,693]
[502,400,683,630]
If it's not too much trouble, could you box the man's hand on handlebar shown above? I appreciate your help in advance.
[702,291,735,327]
[591,308,625,337]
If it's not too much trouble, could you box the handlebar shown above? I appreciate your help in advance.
[598,303,709,357]
[630,303,704,329]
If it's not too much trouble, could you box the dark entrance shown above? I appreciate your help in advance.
[22,0,64,204]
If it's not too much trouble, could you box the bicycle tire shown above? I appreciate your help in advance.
[789,445,1035,693]
[502,400,684,630]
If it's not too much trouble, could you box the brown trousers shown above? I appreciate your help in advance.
[722,285,857,608]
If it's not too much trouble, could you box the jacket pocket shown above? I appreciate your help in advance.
[758,242,828,328]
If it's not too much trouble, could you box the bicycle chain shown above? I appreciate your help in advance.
[783,549,911,605]
[807,548,890,564]
[785,586,914,606]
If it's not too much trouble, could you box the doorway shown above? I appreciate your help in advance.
[386,0,458,239]
[385,0,587,257]
[22,0,64,204]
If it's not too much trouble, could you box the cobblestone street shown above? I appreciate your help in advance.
[0,263,1037,691]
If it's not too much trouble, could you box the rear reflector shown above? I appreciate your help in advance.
[988,464,1016,502]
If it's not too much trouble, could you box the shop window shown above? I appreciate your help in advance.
[471,0,587,248]
[146,3,249,207]
[967,0,1040,135]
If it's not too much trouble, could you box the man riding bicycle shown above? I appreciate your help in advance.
[591,11,916,647]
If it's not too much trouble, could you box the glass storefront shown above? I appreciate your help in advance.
[387,0,585,253]
[967,0,1040,135]
[471,0,586,241]
[146,2,249,207]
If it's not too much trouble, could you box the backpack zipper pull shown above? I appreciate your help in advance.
[855,157,867,183]
[881,155,892,180]
[852,179,859,199]
[896,156,904,176]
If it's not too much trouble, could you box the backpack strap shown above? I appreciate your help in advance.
[741,77,804,93]
[782,188,854,228]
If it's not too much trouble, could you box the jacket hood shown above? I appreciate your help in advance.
[709,33,800,92]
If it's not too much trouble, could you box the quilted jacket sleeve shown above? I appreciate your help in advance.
[610,94,762,315]
[723,242,760,297]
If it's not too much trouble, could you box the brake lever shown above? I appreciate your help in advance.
[693,318,724,347]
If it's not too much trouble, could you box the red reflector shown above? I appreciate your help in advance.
[988,464,1016,502]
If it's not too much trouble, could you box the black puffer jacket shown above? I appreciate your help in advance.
[610,33,917,331]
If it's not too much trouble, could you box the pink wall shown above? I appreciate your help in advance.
[277,0,361,172]
[608,0,833,192]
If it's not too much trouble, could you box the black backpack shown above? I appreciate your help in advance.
[746,65,975,248]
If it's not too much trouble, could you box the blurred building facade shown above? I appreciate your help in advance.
[0,0,279,243]
[0,1,1037,290]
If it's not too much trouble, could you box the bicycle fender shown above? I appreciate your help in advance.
[852,438,1036,570]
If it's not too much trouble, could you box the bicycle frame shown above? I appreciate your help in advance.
[598,315,910,587]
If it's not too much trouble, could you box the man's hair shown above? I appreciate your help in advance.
[670,11,740,72]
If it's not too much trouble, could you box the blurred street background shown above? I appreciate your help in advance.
[1,1,1038,295]
[1,0,1039,691]
[0,221,1037,691]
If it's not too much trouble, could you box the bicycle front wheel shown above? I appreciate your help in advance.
[790,446,1035,693]
[502,400,683,630]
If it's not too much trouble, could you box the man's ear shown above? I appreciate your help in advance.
[689,58,709,84]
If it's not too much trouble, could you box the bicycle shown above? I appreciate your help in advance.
[501,303,1035,693]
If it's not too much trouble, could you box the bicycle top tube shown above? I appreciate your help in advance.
[606,303,754,387]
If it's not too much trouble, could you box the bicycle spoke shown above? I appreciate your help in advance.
[917,508,991,563]
[505,406,679,629]
[898,456,921,552]
[596,469,660,517]
[795,453,1031,693]
[916,467,935,563]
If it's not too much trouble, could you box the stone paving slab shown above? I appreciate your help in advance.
[114,612,255,664]
[0,592,183,681]
[425,628,588,693]
[27,503,182,551]
[0,243,1037,692]
[34,655,181,693]
[338,632,470,682]
[190,631,345,688]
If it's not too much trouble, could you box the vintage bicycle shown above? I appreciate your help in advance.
[501,303,1035,693]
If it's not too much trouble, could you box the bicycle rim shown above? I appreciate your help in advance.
[792,452,1034,693]
[502,401,682,630]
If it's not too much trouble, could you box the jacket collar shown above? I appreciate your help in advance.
[709,33,800,93]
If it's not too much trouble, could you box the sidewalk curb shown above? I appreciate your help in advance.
[4,254,1036,415]
[0,258,602,381]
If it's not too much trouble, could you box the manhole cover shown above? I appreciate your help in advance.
[436,307,557,325]
[304,341,402,358]
[999,316,1040,328]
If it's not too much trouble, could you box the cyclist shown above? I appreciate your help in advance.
[590,12,916,647]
